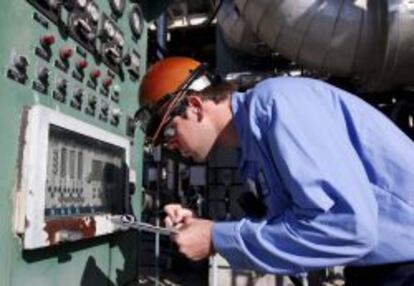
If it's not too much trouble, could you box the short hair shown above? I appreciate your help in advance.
[191,81,237,103]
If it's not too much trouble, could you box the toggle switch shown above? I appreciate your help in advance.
[40,34,55,46]
[102,78,113,89]
[88,95,97,109]
[111,84,120,102]
[37,66,50,83]
[13,55,28,72]
[90,69,101,80]
[76,59,88,70]
[110,110,120,126]
[71,88,84,109]
[56,78,67,92]
[59,47,73,61]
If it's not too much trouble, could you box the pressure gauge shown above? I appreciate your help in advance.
[76,0,87,9]
[103,19,115,38]
[114,30,124,48]
[87,2,99,23]
[109,0,125,16]
[129,4,143,38]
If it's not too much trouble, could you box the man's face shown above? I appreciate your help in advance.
[165,97,217,162]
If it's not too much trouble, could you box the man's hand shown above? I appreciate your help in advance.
[172,218,214,261]
[163,204,194,229]
[163,204,214,261]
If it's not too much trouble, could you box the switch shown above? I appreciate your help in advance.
[90,69,101,80]
[13,55,28,72]
[111,85,120,102]
[76,59,88,70]
[88,95,97,109]
[54,78,67,102]
[102,78,113,89]
[86,94,97,116]
[59,47,73,61]
[104,47,121,64]
[71,88,83,109]
[74,18,95,41]
[32,66,50,93]
[56,78,67,93]
[37,66,50,83]
[101,103,108,115]
[40,35,55,47]
[110,108,121,126]
[124,51,140,79]
[7,54,28,84]
[99,101,109,121]
[73,88,83,100]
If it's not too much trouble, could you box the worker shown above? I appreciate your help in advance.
[135,56,414,286]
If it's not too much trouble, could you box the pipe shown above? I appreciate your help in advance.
[219,0,414,91]
[217,0,271,56]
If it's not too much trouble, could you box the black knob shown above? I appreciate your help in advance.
[57,78,67,92]
[13,55,28,71]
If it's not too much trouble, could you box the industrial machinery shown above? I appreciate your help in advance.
[0,0,157,285]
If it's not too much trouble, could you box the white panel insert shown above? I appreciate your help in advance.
[15,105,131,249]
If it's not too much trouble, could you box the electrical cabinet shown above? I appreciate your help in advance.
[0,0,161,285]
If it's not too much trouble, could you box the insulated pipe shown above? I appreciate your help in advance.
[217,0,271,56]
[219,0,414,91]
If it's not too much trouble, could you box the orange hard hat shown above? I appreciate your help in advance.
[135,56,212,146]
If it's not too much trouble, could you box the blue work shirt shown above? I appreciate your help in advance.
[212,77,414,274]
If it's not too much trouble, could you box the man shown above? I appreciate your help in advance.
[136,57,414,285]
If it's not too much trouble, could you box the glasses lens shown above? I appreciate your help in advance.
[135,107,161,138]
[134,107,151,133]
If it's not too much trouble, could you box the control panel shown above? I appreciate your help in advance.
[5,0,148,249]
[15,106,131,249]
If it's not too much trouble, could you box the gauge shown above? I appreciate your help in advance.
[109,0,125,17]
[129,4,143,38]
[87,2,100,23]
[103,19,115,38]
[76,0,88,9]
[114,30,124,48]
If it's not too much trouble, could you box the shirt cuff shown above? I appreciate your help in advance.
[212,221,251,270]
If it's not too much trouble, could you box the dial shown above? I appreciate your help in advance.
[109,0,125,16]
[87,2,99,23]
[129,4,143,38]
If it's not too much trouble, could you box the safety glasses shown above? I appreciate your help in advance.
[134,63,210,145]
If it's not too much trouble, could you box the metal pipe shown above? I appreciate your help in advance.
[218,0,414,91]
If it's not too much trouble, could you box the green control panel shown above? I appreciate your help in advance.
[0,0,152,284]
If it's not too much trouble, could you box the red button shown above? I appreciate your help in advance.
[90,69,101,79]
[59,47,73,60]
[76,59,88,70]
[102,78,113,88]
[40,35,55,46]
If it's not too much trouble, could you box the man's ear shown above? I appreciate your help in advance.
[187,95,203,120]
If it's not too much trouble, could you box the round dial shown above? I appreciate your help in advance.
[76,0,87,9]
[109,0,125,16]
[129,4,143,38]
[87,2,100,23]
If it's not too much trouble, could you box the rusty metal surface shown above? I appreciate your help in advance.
[44,217,97,245]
